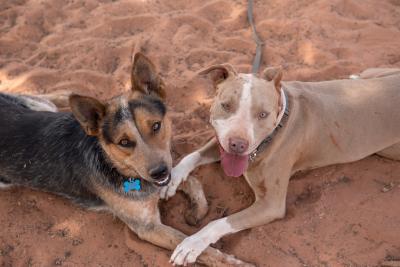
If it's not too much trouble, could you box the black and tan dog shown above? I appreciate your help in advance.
[0,53,251,267]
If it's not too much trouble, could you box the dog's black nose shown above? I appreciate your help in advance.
[229,137,249,154]
[149,164,169,180]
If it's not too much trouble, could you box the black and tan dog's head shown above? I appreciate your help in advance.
[69,53,172,186]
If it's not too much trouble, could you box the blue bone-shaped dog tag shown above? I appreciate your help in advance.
[123,178,141,192]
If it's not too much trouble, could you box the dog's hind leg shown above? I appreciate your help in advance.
[178,175,208,226]
[0,176,13,189]
[377,142,400,161]
[36,91,71,110]
[0,182,13,189]
[19,90,71,112]
[18,95,59,112]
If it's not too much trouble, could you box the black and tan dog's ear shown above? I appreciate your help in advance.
[263,66,283,91]
[131,53,166,99]
[69,94,105,136]
[198,64,237,86]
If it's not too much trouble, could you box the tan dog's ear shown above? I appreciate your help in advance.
[263,66,283,92]
[131,53,166,99]
[69,94,106,136]
[198,64,237,86]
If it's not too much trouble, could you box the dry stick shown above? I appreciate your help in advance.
[248,0,264,73]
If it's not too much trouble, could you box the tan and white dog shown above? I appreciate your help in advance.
[160,66,400,266]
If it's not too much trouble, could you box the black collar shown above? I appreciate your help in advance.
[249,89,289,161]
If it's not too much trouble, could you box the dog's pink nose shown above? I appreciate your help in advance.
[229,137,249,154]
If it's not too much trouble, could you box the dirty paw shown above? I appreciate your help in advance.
[170,236,208,266]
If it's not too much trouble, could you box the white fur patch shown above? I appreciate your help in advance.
[198,217,235,244]
[170,218,235,265]
[159,151,200,199]
[239,74,255,144]
[0,182,13,189]
[275,88,287,126]
[87,205,110,212]
[176,151,201,177]
[349,74,360,80]
[24,98,58,112]
[212,74,255,153]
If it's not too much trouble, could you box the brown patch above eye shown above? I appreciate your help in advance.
[134,109,163,137]
[106,119,137,146]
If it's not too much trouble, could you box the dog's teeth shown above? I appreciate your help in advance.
[156,175,170,185]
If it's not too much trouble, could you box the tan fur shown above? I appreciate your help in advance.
[99,103,172,181]
[79,54,252,266]
[94,181,252,267]
[35,53,251,266]
[37,90,71,110]
[167,67,400,265]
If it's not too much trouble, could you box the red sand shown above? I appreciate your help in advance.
[1,0,400,266]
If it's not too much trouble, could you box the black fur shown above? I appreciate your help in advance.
[114,107,129,125]
[101,95,166,144]
[0,93,157,208]
[128,95,166,117]
[0,93,30,109]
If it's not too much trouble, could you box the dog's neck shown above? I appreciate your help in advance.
[93,148,157,197]
[249,88,289,161]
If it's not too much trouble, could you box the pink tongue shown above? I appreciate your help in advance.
[220,147,249,177]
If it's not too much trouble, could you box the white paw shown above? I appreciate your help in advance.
[160,152,200,200]
[170,235,209,266]
[160,164,189,199]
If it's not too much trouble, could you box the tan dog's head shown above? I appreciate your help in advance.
[200,64,285,177]
[70,53,172,186]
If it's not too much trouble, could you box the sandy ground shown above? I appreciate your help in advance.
[1,0,400,266]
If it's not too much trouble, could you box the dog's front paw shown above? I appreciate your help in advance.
[170,235,208,266]
[160,164,189,200]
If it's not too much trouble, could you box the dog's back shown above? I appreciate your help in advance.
[0,93,102,205]
[282,71,400,169]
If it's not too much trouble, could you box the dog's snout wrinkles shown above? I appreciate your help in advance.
[229,137,249,154]
[149,163,169,180]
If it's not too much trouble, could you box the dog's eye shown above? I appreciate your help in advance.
[119,139,135,148]
[152,121,161,133]
[258,111,269,119]
[221,102,231,112]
